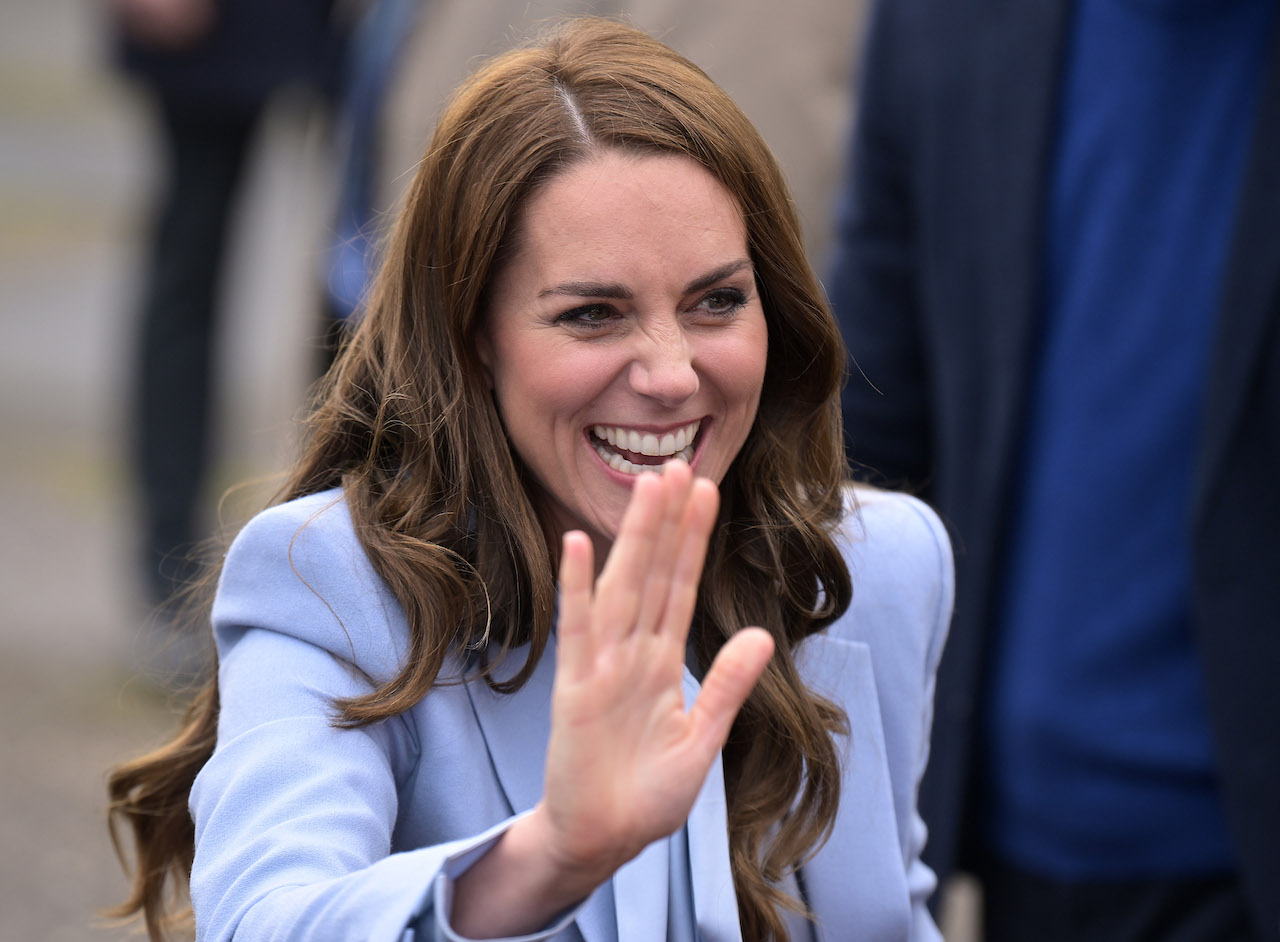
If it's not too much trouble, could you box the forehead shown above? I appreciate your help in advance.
[508,151,748,277]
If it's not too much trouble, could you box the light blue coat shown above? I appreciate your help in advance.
[190,486,953,941]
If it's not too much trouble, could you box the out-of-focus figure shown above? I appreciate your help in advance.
[369,1,868,274]
[828,1,1280,940]
[109,0,342,668]
[316,0,420,372]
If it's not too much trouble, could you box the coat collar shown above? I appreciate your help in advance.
[793,633,911,941]
[463,636,742,942]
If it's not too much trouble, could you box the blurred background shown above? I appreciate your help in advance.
[1,0,326,938]
[0,1,974,938]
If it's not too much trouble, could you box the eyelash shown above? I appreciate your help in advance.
[555,287,749,329]
[555,304,617,327]
[700,287,749,317]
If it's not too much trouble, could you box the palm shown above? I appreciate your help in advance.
[541,463,774,875]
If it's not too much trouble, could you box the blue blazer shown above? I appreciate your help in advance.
[190,486,953,941]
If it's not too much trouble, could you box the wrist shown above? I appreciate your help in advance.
[449,807,615,937]
[522,802,626,898]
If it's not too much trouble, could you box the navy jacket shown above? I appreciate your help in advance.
[827,0,1280,936]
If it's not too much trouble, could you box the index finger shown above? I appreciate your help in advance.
[556,530,596,684]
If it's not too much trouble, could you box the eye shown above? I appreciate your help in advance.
[695,287,749,318]
[555,304,619,329]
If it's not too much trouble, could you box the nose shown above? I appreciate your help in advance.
[627,324,699,405]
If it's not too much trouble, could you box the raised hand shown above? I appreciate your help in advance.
[449,462,774,937]
[542,461,774,877]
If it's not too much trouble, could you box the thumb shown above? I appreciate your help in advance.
[688,627,774,754]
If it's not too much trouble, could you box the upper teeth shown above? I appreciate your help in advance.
[592,420,701,457]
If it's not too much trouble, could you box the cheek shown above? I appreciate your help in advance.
[745,335,770,398]
[491,346,616,438]
[711,327,769,411]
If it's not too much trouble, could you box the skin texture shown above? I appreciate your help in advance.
[455,152,775,935]
[478,150,769,561]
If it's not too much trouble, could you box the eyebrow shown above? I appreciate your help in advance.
[538,258,754,300]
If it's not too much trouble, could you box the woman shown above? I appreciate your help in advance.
[108,17,953,941]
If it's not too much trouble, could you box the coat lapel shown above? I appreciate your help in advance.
[464,637,619,942]
[969,0,1074,502]
[681,667,743,942]
[463,642,554,822]
[1194,14,1280,524]
[794,634,909,941]
[611,826,670,942]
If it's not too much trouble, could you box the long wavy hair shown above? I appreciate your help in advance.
[108,17,852,941]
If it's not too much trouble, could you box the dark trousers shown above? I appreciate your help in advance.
[131,98,261,607]
[980,856,1263,942]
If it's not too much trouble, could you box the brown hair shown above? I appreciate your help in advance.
[108,17,851,940]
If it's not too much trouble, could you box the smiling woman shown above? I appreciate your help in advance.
[479,151,768,554]
[105,16,954,942]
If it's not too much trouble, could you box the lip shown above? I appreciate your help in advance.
[585,418,709,479]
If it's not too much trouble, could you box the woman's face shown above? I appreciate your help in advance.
[478,150,768,556]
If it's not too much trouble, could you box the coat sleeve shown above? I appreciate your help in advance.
[190,495,583,942]
[826,0,934,492]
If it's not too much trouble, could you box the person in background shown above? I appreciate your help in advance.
[108,0,342,670]
[316,0,420,372]
[107,18,953,941]
[827,1,1280,939]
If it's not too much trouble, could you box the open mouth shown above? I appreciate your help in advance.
[589,419,702,475]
